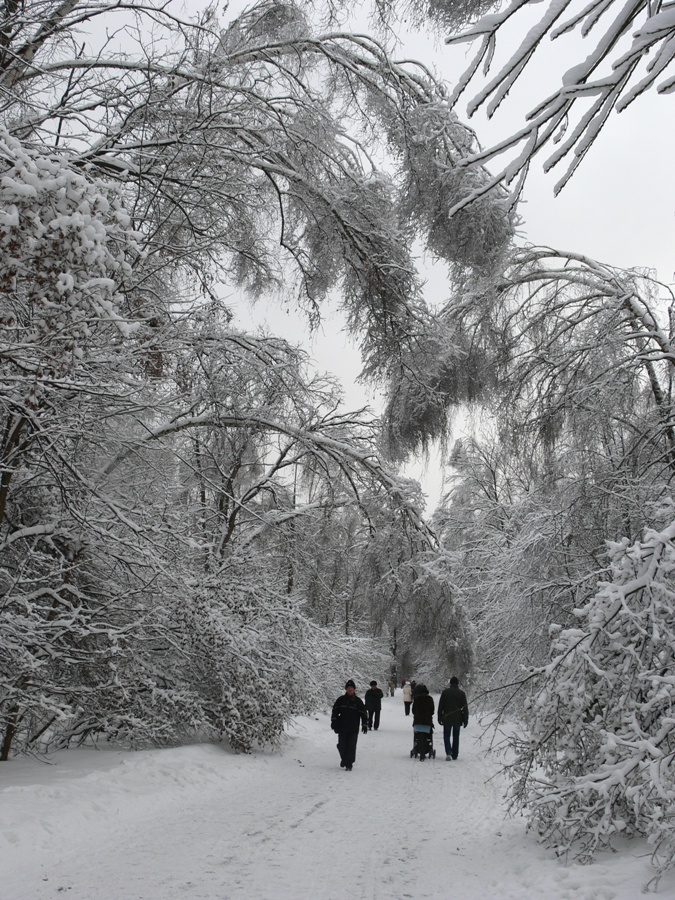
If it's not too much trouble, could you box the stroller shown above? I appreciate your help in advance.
[410,724,436,761]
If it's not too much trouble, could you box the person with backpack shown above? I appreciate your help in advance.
[331,680,368,771]
[364,680,384,731]
[437,676,469,761]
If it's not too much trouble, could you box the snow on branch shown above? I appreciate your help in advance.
[445,0,675,200]
[507,512,675,880]
[100,406,436,544]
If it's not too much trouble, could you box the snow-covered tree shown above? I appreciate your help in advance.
[0,0,515,757]
[0,0,512,415]
[428,245,675,876]
[507,509,675,880]
[435,251,675,682]
[0,292,435,756]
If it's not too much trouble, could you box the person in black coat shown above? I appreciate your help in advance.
[331,680,368,771]
[411,684,435,759]
[364,680,384,731]
[437,676,469,761]
[412,684,435,727]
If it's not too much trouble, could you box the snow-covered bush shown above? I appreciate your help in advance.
[508,509,675,878]
[167,571,325,752]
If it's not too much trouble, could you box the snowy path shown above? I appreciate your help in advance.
[1,694,670,899]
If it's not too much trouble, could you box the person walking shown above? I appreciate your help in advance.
[437,676,469,761]
[411,683,435,759]
[402,680,413,716]
[412,684,434,724]
[364,680,384,730]
[331,680,368,771]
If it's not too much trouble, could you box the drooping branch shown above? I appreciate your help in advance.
[444,0,675,201]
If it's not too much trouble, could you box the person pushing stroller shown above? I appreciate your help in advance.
[410,684,435,760]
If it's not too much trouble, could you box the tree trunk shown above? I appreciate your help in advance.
[1,705,19,761]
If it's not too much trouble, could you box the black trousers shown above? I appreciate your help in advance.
[337,729,359,766]
[404,701,411,715]
[443,723,462,759]
[367,708,380,730]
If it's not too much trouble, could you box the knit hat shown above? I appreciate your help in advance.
[450,676,459,685]
[345,679,356,689]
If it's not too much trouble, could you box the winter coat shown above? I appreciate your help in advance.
[331,693,367,734]
[412,691,435,727]
[364,687,384,711]
[402,683,413,703]
[437,685,469,727]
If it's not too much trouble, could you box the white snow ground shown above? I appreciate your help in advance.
[2,692,673,899]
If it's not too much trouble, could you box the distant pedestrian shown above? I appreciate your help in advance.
[437,676,469,761]
[364,680,384,730]
[331,680,368,771]
[402,681,413,716]
[388,680,396,697]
